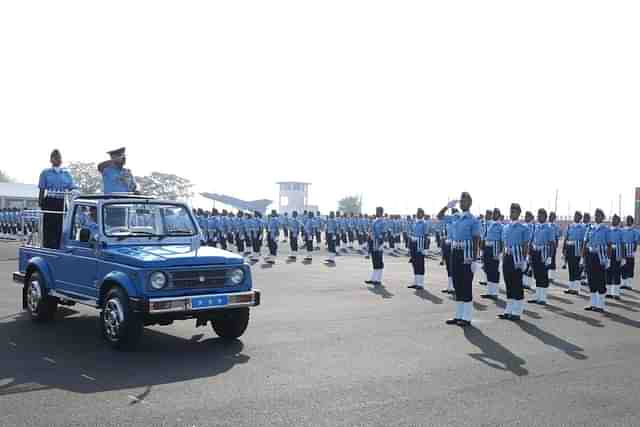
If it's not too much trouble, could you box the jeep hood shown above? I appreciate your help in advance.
[101,245,244,268]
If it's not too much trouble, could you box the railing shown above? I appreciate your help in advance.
[19,191,76,248]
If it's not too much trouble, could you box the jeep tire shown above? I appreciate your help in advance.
[25,271,58,322]
[100,287,143,351]
[212,307,250,340]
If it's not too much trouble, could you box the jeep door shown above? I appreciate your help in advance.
[55,204,99,301]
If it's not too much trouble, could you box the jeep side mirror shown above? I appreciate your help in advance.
[79,229,91,243]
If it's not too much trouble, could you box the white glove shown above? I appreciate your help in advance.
[579,259,584,268]
[517,261,527,271]
[545,257,552,267]
[604,259,611,269]
[621,258,627,267]
[446,200,459,209]
[471,260,482,273]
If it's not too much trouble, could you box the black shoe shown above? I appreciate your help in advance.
[439,261,444,266]
[441,289,454,294]
[365,280,374,284]
[481,294,498,300]
[621,285,632,290]
[605,295,613,299]
[523,285,531,290]
[564,289,573,294]
[497,313,512,320]
[594,307,606,313]
[407,285,419,289]
[528,299,539,304]
[372,281,382,286]
[457,320,471,327]
[509,315,521,321]
[584,306,595,311]
[478,281,487,286]
[445,318,460,325]
[614,296,621,301]
[538,301,547,306]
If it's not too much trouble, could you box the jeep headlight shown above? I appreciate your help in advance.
[228,268,244,285]
[150,271,168,290]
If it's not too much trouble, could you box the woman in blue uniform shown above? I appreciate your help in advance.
[583,209,609,312]
[563,211,586,295]
[481,208,503,300]
[437,192,481,327]
[621,216,637,291]
[498,203,530,320]
[407,208,428,290]
[606,215,623,300]
[38,149,76,249]
[528,209,555,305]
[365,207,386,286]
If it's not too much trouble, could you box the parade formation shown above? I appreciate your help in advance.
[3,147,639,335]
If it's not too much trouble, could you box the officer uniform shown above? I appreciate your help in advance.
[606,221,623,299]
[100,148,137,194]
[38,166,76,249]
[482,217,504,299]
[564,220,587,294]
[442,210,481,325]
[584,219,609,312]
[440,218,455,293]
[266,212,280,262]
[621,222,637,290]
[529,220,555,304]
[408,212,429,289]
[325,213,338,263]
[288,212,301,260]
[303,213,315,261]
[366,208,386,285]
[548,217,561,281]
[500,213,531,320]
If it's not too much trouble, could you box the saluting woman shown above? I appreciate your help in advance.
[38,149,76,249]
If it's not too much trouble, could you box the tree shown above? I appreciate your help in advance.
[0,169,12,183]
[66,162,102,194]
[136,172,194,201]
[338,195,362,214]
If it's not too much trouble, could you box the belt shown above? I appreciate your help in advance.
[452,241,471,249]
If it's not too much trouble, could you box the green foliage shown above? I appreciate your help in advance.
[338,195,362,214]
[66,162,102,194]
[0,169,12,183]
[135,172,194,201]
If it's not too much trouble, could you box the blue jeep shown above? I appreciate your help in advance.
[12,194,260,350]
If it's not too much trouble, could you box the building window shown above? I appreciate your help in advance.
[280,196,289,206]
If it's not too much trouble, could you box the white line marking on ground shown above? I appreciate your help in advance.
[81,374,96,381]
[42,357,56,364]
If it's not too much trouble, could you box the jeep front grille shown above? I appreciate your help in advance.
[169,269,228,289]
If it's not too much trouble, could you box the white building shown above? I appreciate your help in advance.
[277,181,315,214]
[0,183,39,209]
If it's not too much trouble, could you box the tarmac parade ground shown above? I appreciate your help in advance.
[1,242,640,426]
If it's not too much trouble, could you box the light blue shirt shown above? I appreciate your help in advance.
[101,165,137,194]
[533,223,554,246]
[444,212,481,241]
[585,223,609,247]
[38,168,76,197]
[486,221,503,241]
[502,222,531,247]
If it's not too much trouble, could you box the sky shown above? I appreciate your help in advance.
[1,1,639,217]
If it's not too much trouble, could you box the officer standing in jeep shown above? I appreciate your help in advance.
[98,147,138,194]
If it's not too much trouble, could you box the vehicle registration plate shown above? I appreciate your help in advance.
[191,295,228,309]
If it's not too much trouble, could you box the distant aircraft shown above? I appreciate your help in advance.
[200,192,272,215]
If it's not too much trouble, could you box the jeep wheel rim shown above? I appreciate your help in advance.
[27,280,42,313]
[104,298,124,341]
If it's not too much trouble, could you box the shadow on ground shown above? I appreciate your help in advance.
[0,309,249,397]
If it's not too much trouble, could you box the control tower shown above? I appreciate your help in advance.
[277,182,311,214]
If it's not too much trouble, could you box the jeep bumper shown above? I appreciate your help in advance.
[146,289,261,314]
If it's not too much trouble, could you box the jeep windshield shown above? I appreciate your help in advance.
[103,203,197,238]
